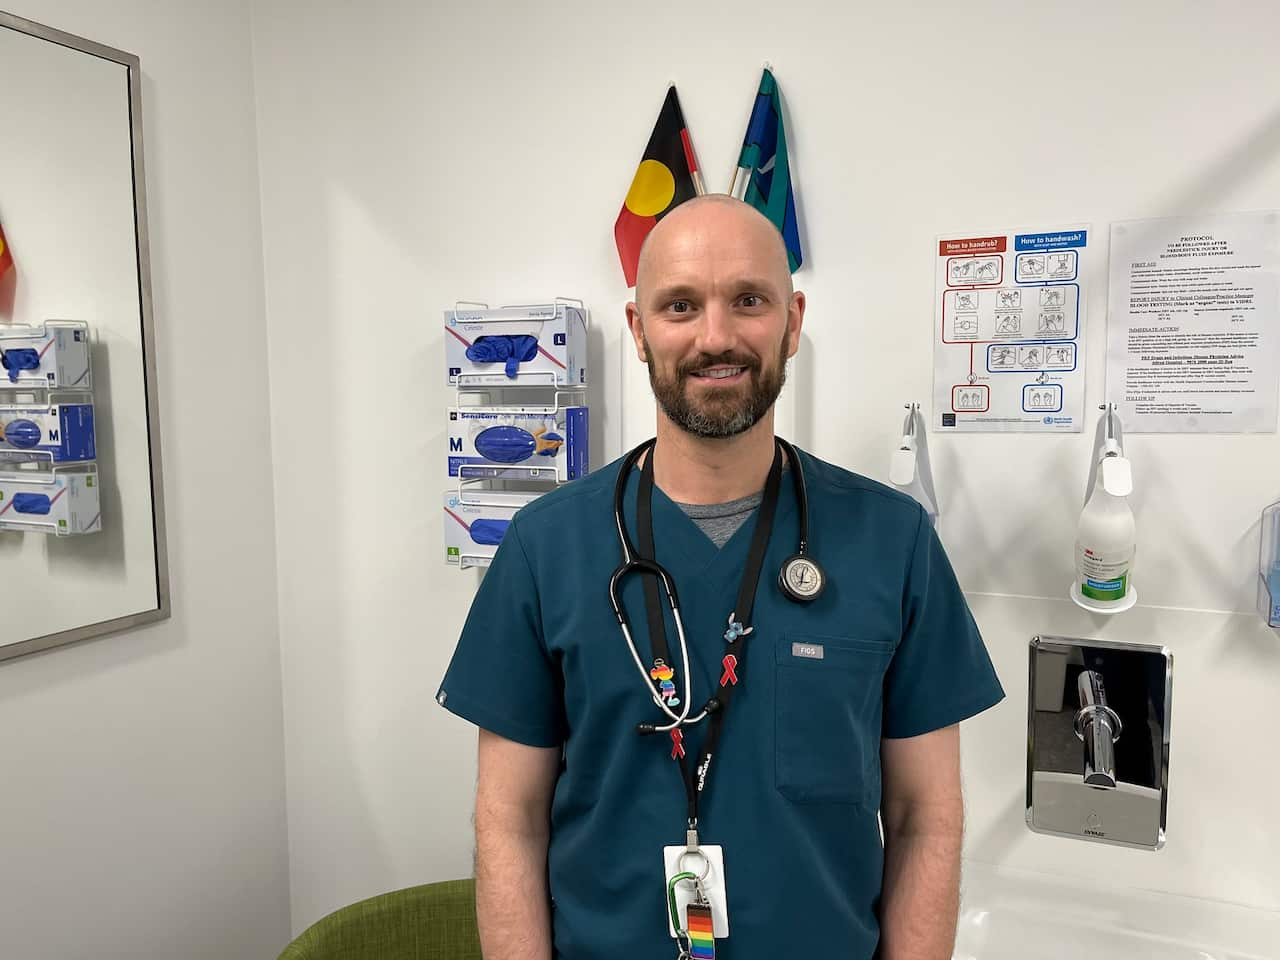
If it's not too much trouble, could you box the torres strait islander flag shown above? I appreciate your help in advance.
[614,86,704,287]
[733,68,802,272]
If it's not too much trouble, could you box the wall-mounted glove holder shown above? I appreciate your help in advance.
[0,394,96,463]
[447,393,588,484]
[443,489,540,569]
[0,462,101,535]
[443,296,592,568]
[446,298,588,388]
[0,320,92,391]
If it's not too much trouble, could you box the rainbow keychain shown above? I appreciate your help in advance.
[667,871,715,960]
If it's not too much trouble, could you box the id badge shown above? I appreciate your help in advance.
[662,844,730,938]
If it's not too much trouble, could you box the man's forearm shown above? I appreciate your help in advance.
[877,817,962,960]
[476,823,553,960]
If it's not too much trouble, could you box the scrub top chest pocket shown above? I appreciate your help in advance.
[774,633,894,808]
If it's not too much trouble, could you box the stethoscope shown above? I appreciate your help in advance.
[607,436,826,734]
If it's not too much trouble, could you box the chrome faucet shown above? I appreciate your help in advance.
[1028,636,1172,849]
[1075,669,1123,790]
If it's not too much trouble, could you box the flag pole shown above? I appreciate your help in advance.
[671,79,707,196]
[727,61,773,196]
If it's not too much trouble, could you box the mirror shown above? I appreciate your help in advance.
[0,11,169,660]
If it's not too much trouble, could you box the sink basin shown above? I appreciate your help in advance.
[953,860,1277,960]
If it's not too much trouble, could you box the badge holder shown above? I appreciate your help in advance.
[665,839,727,960]
[664,837,728,959]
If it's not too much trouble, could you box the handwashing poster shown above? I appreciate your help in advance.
[933,225,1089,433]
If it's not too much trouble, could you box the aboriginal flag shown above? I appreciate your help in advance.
[614,87,704,288]
[0,220,12,278]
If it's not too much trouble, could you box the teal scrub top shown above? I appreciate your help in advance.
[437,447,1005,960]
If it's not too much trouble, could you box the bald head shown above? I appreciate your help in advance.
[623,191,805,442]
[634,194,792,308]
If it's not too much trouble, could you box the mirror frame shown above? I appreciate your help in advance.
[0,10,170,661]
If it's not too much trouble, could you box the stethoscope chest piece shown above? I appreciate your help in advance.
[779,553,824,603]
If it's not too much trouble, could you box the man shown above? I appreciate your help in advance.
[437,195,1004,959]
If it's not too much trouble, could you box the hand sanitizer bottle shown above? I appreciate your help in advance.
[1261,500,1280,628]
[1073,438,1137,613]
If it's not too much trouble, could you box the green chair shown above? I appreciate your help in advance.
[277,879,482,960]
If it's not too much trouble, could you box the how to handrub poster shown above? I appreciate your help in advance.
[933,226,1089,433]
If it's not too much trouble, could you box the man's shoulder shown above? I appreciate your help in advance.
[798,450,921,506]
[797,447,924,520]
[509,455,622,532]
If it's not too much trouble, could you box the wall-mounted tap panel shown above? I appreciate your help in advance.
[1027,635,1172,850]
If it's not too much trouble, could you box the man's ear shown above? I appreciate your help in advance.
[625,301,648,362]
[785,290,806,359]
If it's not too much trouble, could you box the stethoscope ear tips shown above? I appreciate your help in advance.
[636,722,659,736]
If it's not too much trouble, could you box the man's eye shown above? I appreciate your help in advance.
[669,301,691,314]
[740,294,763,308]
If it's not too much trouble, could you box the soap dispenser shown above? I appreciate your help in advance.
[1072,404,1136,613]
[889,403,939,526]
[1261,499,1280,628]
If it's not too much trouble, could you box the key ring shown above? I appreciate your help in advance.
[677,848,712,884]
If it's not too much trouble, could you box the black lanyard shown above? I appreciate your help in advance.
[636,440,784,827]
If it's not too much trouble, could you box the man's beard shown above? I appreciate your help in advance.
[644,333,789,440]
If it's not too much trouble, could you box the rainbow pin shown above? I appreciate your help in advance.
[650,659,680,706]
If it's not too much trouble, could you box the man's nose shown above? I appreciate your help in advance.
[695,300,736,357]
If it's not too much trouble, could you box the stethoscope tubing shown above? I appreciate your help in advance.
[609,437,809,733]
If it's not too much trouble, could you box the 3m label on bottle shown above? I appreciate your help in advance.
[1079,548,1131,601]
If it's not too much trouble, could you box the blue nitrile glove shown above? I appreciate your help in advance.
[474,425,536,464]
[13,493,52,515]
[3,419,42,448]
[469,518,511,546]
[1,348,41,384]
[465,335,539,379]
[535,432,563,456]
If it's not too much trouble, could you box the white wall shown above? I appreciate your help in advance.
[0,3,290,957]
[250,0,1280,936]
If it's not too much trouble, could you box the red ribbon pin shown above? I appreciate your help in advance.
[720,654,739,686]
[670,729,685,759]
